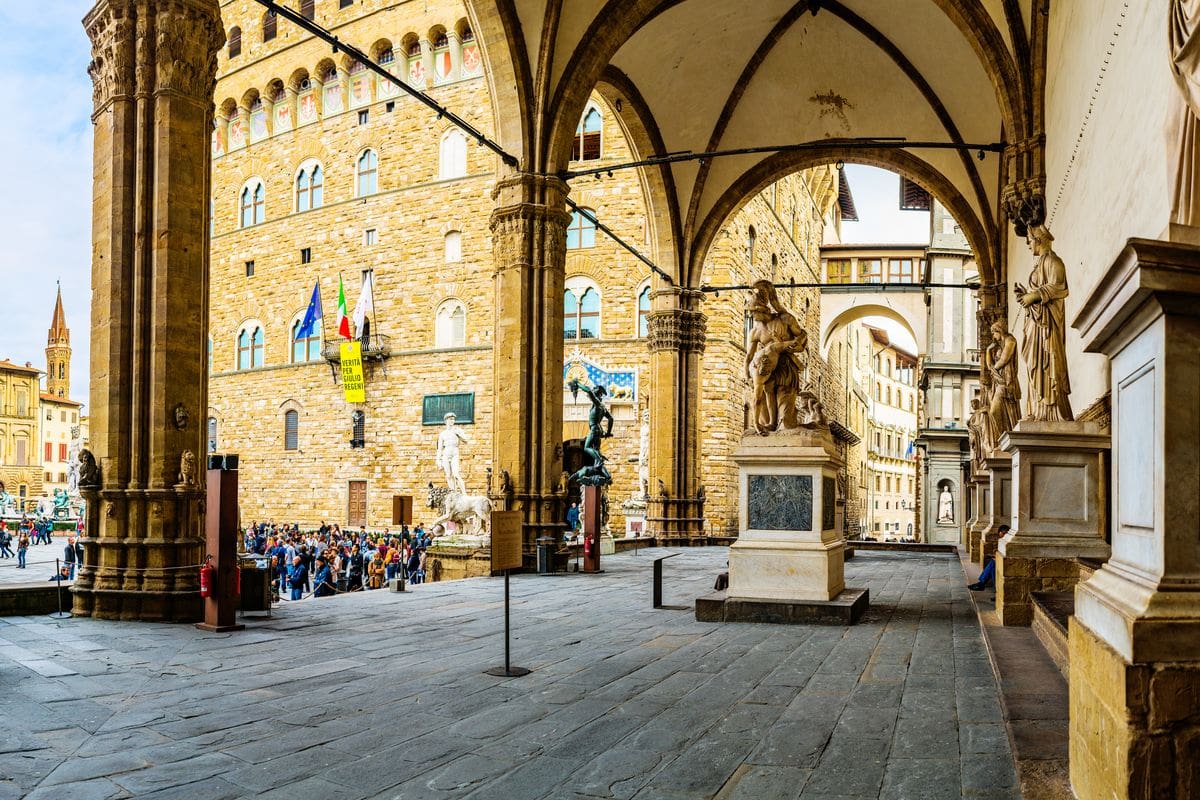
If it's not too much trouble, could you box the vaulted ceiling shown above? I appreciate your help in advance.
[470,0,1039,286]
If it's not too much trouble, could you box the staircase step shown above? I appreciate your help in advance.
[1030,591,1073,680]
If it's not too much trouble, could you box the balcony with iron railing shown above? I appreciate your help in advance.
[322,333,392,364]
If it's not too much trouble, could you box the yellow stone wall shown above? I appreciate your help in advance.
[207,0,840,533]
[0,363,45,509]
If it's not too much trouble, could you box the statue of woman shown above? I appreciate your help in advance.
[985,318,1021,444]
[967,398,993,473]
[1015,225,1074,422]
[744,280,807,433]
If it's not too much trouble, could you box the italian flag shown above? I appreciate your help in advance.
[337,275,352,339]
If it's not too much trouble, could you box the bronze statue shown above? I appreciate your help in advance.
[984,318,1021,444]
[1016,225,1073,422]
[568,379,614,487]
[744,279,809,434]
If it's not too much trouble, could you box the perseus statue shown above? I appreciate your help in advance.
[568,379,614,487]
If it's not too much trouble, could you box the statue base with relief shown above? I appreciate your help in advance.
[696,426,868,625]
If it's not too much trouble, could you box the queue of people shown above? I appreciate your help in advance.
[244,520,434,601]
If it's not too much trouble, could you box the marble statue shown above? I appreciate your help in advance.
[173,403,190,430]
[568,379,614,487]
[796,388,828,429]
[435,413,470,494]
[67,454,80,495]
[178,450,197,486]
[1015,225,1074,422]
[0,486,14,516]
[984,317,1021,445]
[430,491,492,539]
[1170,0,1200,228]
[967,398,993,473]
[637,407,650,498]
[745,279,810,434]
[937,486,954,524]
[36,495,52,519]
[78,449,101,488]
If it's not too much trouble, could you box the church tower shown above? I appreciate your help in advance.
[46,285,70,398]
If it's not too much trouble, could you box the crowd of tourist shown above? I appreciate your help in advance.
[0,517,72,570]
[242,520,436,601]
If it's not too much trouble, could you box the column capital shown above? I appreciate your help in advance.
[646,308,707,354]
[1001,133,1046,237]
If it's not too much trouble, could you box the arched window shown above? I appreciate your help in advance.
[637,284,651,338]
[564,280,601,340]
[239,180,264,227]
[291,318,321,362]
[356,149,378,196]
[566,208,597,249]
[296,162,324,211]
[435,299,467,348]
[444,230,462,263]
[284,410,299,450]
[237,325,264,370]
[379,48,395,64]
[58,363,64,379]
[228,27,241,58]
[572,107,602,161]
[300,0,314,21]
[439,130,468,179]
[207,417,218,452]
[747,226,757,265]
[262,10,276,42]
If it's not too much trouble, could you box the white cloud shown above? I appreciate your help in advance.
[0,2,94,408]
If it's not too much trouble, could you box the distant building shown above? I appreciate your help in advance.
[0,359,44,509]
[41,287,84,498]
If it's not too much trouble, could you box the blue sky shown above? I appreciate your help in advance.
[0,7,927,408]
[0,2,94,408]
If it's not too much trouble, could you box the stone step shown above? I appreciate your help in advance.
[1030,591,1073,680]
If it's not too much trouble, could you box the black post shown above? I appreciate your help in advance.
[653,558,663,609]
[49,557,70,619]
[503,570,510,672]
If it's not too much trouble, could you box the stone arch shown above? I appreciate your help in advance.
[819,302,924,358]
[690,150,998,292]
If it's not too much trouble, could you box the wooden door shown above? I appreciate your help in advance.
[348,481,367,527]
[392,495,412,525]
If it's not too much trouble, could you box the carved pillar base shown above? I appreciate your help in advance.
[995,420,1110,626]
[1068,239,1200,799]
[978,453,1013,564]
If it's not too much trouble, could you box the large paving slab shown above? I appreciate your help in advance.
[0,547,1019,799]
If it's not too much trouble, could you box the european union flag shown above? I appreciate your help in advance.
[297,280,323,339]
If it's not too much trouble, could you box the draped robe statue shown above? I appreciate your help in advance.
[745,279,813,434]
[1015,226,1074,422]
[984,318,1022,444]
[1170,0,1200,228]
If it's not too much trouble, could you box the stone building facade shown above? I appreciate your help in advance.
[206,0,842,535]
[0,359,45,508]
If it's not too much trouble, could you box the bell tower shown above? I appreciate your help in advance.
[46,283,70,399]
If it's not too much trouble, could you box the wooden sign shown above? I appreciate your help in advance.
[491,511,523,571]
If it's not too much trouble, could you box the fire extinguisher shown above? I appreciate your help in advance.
[199,557,214,598]
[234,561,241,596]
[584,534,592,559]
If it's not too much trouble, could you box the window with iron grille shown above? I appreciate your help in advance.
[284,410,299,450]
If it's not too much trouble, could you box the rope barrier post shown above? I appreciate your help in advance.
[48,557,71,619]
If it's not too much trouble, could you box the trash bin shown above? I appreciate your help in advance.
[536,536,556,574]
[239,559,272,613]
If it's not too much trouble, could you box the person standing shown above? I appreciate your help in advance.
[63,537,78,580]
[16,530,28,568]
[313,556,334,597]
[565,503,580,539]
[287,556,308,601]
[0,523,12,559]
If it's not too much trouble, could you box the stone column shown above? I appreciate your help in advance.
[967,471,991,563]
[979,452,1012,563]
[489,173,571,560]
[75,0,223,621]
[447,31,462,80]
[645,287,707,545]
[994,421,1110,625]
[1069,239,1200,800]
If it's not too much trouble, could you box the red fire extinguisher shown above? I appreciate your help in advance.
[584,535,592,558]
[233,561,241,596]
[199,557,215,598]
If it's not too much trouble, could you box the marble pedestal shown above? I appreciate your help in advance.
[698,428,868,625]
[978,453,1012,565]
[1068,239,1200,800]
[967,475,991,563]
[995,420,1110,626]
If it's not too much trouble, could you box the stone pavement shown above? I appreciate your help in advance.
[0,547,1019,799]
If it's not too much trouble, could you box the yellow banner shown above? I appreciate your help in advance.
[340,341,366,403]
